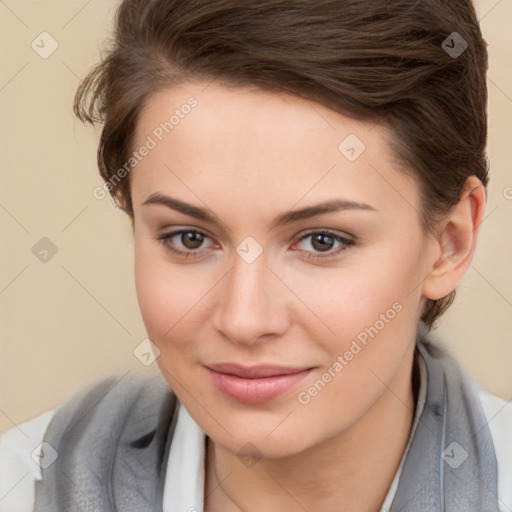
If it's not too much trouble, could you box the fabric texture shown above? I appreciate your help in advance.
[33,324,500,511]
[33,372,178,512]
[390,325,500,511]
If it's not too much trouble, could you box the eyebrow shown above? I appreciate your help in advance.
[142,192,377,230]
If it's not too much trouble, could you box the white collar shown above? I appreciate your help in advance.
[163,401,206,512]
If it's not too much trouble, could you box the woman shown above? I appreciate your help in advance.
[1,0,511,510]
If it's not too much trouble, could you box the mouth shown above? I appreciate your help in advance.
[204,363,314,404]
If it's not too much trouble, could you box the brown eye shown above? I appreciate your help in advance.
[310,233,336,252]
[294,230,355,260]
[180,231,205,249]
[155,229,213,259]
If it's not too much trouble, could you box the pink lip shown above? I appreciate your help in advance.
[205,363,313,404]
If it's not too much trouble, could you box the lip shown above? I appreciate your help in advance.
[206,363,312,378]
[205,363,313,404]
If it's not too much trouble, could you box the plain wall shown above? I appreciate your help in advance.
[0,0,511,434]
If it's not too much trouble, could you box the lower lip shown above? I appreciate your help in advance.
[205,367,313,404]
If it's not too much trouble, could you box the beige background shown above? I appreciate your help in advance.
[0,0,511,434]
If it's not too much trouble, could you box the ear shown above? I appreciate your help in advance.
[422,176,486,301]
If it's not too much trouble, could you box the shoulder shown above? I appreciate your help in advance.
[0,408,59,511]
[477,386,512,511]
[34,371,176,447]
[0,371,176,512]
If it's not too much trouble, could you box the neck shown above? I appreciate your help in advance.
[204,347,418,512]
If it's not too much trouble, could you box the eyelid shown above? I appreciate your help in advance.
[296,228,355,242]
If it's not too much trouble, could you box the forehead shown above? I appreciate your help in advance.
[131,81,420,221]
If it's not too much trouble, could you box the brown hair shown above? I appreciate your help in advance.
[74,0,489,329]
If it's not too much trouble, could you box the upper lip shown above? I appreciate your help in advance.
[205,363,312,379]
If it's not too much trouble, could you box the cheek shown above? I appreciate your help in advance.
[133,237,217,372]
[284,243,422,396]
[286,263,419,443]
[134,240,191,346]
[284,244,421,339]
[134,247,171,338]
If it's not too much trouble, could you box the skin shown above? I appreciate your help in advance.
[130,80,485,511]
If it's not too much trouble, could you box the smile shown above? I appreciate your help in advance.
[204,365,314,404]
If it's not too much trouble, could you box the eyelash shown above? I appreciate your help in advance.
[155,228,355,261]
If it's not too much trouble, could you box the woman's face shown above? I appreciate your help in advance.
[131,80,437,457]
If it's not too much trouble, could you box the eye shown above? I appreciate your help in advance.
[155,229,213,259]
[293,230,355,259]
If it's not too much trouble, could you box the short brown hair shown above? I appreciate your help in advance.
[74,0,489,329]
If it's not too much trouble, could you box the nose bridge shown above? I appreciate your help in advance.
[213,250,286,344]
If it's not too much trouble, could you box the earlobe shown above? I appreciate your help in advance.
[422,176,486,301]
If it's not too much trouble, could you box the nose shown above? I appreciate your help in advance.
[212,251,290,346]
